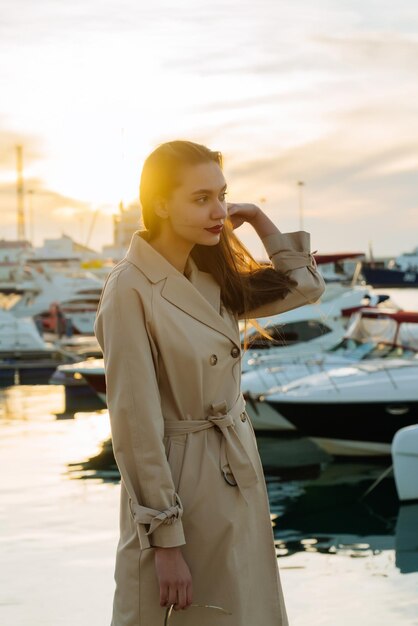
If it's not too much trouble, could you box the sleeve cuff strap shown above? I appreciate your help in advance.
[262,232,317,273]
[262,231,311,256]
[130,494,185,549]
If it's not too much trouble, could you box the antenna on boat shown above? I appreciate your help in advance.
[297,181,305,231]
[368,240,375,266]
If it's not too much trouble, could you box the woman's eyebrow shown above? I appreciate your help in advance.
[190,183,227,195]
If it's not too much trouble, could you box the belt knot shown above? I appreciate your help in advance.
[207,396,258,497]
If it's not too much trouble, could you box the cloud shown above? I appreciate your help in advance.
[0,178,90,233]
[222,117,417,255]
[316,33,418,72]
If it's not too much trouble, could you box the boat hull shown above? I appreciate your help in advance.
[0,360,69,386]
[361,267,418,288]
[243,397,296,432]
[267,400,418,457]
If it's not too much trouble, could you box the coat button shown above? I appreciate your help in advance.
[230,346,240,358]
[240,412,247,422]
[209,354,218,366]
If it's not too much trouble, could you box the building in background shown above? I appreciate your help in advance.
[101,201,141,261]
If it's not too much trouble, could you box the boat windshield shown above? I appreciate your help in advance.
[243,320,332,349]
[328,337,416,360]
[327,338,375,359]
[362,343,417,360]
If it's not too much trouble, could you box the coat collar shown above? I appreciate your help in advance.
[125,231,239,346]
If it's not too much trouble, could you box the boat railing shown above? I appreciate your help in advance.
[318,358,418,393]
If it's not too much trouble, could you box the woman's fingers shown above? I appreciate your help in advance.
[186,581,193,607]
[167,586,178,609]
[226,202,261,229]
[159,583,169,607]
[166,582,192,611]
[176,584,187,610]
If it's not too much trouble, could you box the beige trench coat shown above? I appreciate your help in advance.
[94,229,325,626]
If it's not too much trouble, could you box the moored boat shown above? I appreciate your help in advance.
[49,358,106,414]
[240,284,385,373]
[243,307,418,433]
[0,310,77,386]
[261,358,418,457]
[392,425,418,501]
[361,246,418,288]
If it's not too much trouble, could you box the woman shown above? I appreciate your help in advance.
[94,140,325,626]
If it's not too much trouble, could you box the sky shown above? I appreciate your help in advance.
[1,0,417,257]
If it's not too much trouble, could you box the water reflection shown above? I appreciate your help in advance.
[396,505,418,574]
[267,463,418,574]
[68,437,119,481]
[66,427,418,575]
[1,385,416,577]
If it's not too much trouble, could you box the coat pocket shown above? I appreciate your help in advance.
[166,437,187,493]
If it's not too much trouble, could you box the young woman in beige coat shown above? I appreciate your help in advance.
[94,140,325,626]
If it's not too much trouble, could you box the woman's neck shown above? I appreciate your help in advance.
[147,231,194,274]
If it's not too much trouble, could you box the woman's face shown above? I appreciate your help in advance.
[159,161,228,247]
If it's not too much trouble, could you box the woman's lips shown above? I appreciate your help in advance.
[205,225,223,234]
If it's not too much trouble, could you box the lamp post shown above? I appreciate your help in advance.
[28,189,34,245]
[259,197,267,258]
[16,145,25,240]
[297,181,305,231]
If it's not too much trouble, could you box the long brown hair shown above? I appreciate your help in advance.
[139,140,297,318]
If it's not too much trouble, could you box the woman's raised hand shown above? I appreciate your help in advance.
[154,546,193,611]
[227,202,280,238]
[227,202,261,230]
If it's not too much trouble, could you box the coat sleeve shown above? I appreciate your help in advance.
[241,230,326,319]
[94,267,186,550]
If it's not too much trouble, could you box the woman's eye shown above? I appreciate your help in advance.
[196,191,227,204]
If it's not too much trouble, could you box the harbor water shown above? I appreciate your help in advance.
[1,288,418,625]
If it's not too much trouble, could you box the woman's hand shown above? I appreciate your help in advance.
[227,202,261,230]
[227,202,281,238]
[154,546,193,611]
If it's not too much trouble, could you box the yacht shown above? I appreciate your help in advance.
[392,425,418,502]
[240,285,385,373]
[260,357,418,457]
[0,236,105,335]
[0,310,77,386]
[361,246,418,287]
[242,308,418,432]
[7,263,103,335]
[49,358,106,413]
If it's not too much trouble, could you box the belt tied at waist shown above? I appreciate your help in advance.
[164,394,258,499]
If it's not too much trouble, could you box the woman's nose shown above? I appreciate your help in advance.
[212,200,227,219]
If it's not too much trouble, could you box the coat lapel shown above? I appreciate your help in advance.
[125,231,240,347]
[161,273,239,346]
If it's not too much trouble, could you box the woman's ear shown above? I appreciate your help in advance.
[154,197,169,219]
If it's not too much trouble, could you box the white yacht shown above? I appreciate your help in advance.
[242,307,417,432]
[0,310,76,386]
[7,264,103,335]
[240,285,388,373]
[260,357,418,457]
[392,425,418,502]
[0,235,105,335]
